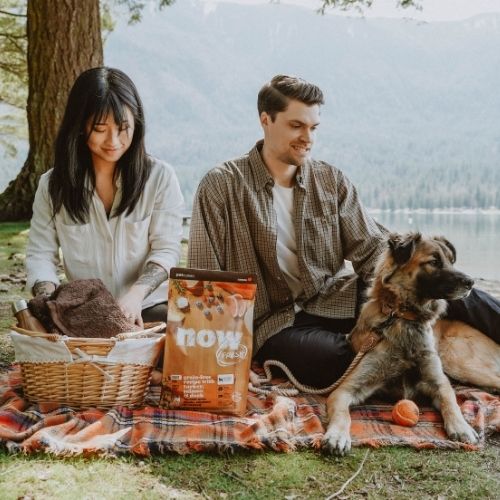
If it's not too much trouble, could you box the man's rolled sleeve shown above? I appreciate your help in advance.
[188,172,226,271]
[337,170,388,280]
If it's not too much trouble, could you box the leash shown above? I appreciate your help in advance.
[248,331,381,396]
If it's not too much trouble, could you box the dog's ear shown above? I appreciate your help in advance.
[387,232,421,265]
[433,236,457,263]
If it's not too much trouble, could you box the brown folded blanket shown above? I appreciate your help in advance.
[29,279,138,338]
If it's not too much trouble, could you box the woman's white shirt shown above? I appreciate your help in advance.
[26,158,184,309]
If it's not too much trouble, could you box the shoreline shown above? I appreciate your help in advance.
[473,278,500,300]
[367,208,500,215]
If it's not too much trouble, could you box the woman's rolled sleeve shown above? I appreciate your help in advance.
[25,172,61,292]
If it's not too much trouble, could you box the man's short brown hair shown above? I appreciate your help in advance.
[257,75,325,121]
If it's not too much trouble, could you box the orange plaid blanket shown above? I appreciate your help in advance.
[0,366,498,456]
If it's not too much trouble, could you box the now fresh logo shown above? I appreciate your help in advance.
[176,328,243,350]
[175,328,248,367]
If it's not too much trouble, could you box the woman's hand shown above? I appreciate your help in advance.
[118,286,145,328]
[118,263,168,328]
[32,281,57,298]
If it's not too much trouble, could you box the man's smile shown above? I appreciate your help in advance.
[291,144,310,155]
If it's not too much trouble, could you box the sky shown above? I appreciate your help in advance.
[205,0,500,21]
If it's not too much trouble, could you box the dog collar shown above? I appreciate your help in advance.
[381,302,419,321]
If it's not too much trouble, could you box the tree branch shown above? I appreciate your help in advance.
[0,34,26,54]
[0,9,27,18]
[0,32,26,39]
[319,0,421,15]
[0,62,27,83]
[325,449,370,499]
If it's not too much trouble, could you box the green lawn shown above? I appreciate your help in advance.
[0,222,498,499]
[0,446,498,499]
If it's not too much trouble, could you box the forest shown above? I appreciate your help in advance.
[1,0,499,215]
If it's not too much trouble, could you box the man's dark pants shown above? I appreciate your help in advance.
[255,287,500,388]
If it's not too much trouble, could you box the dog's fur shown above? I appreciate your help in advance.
[351,320,500,393]
[433,319,500,390]
[323,232,479,455]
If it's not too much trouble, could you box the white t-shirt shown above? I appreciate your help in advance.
[272,183,304,305]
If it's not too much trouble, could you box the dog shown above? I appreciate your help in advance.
[323,232,480,455]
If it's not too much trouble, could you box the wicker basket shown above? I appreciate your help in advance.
[10,322,166,410]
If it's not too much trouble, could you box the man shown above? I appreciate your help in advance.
[188,74,499,388]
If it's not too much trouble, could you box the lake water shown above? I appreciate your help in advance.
[372,211,500,280]
[182,211,500,280]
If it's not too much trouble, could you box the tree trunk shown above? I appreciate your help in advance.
[0,0,103,221]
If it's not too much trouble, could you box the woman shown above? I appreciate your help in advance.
[26,67,184,327]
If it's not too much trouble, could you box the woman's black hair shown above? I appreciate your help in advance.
[49,67,150,223]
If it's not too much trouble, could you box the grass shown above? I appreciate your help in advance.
[0,222,498,499]
[0,447,498,499]
[0,221,30,369]
[0,221,30,274]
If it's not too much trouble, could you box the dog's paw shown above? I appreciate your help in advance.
[322,428,352,456]
[445,421,479,444]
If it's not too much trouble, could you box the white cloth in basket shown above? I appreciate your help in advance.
[10,331,73,363]
[105,337,163,366]
[10,331,163,366]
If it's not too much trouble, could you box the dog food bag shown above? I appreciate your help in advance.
[160,268,257,416]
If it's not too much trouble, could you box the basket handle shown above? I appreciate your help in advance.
[12,321,166,341]
[115,321,166,341]
[10,325,62,342]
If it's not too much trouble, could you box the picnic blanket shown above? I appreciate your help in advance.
[0,366,498,456]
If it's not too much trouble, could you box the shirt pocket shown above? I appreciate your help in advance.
[57,222,91,266]
[303,215,337,269]
[122,215,151,262]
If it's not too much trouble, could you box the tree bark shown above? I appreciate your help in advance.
[0,0,103,221]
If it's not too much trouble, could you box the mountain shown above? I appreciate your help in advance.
[3,1,500,209]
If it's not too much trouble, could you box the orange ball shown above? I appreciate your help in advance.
[391,399,419,427]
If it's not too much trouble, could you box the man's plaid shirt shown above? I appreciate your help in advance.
[188,141,387,352]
